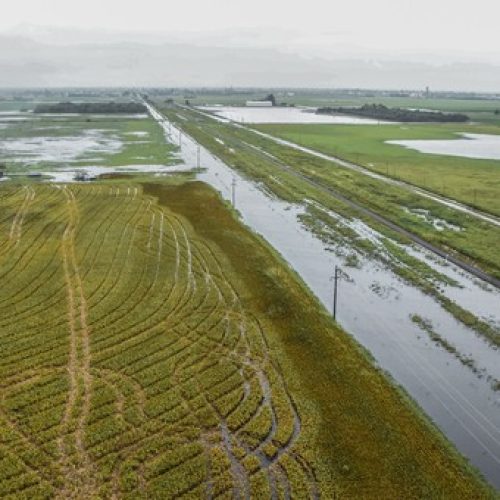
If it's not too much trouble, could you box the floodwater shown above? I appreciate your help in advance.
[200,106,392,124]
[146,102,500,489]
[388,133,500,161]
[42,164,188,183]
[0,130,122,164]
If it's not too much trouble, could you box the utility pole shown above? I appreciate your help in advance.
[179,131,182,148]
[197,145,201,169]
[333,265,341,320]
[231,177,236,207]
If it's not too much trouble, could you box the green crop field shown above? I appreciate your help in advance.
[0,179,493,498]
[255,123,500,217]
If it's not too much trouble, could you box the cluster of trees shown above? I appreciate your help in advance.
[34,102,147,114]
[264,93,277,106]
[317,104,469,122]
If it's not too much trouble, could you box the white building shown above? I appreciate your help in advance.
[246,100,273,107]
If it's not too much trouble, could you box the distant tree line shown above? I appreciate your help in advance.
[316,104,469,122]
[34,102,147,114]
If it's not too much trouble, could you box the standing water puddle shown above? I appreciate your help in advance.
[387,133,500,161]
[145,103,500,488]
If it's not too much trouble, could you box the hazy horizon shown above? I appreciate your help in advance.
[1,0,500,91]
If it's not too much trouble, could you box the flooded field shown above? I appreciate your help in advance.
[200,106,391,124]
[146,103,500,488]
[1,97,499,487]
[0,130,122,164]
[42,163,188,182]
[0,106,174,171]
[388,133,500,160]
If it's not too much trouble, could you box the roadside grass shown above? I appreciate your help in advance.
[255,122,500,216]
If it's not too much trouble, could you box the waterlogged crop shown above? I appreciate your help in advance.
[0,183,316,498]
[0,181,492,498]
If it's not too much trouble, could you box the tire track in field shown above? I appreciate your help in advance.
[9,186,35,246]
[58,187,97,499]
[190,238,319,498]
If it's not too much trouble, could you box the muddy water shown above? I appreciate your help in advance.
[145,103,500,488]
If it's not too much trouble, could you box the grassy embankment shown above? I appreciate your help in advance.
[0,179,495,498]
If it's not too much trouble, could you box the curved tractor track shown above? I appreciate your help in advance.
[0,184,318,499]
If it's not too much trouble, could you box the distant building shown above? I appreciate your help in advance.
[246,100,273,107]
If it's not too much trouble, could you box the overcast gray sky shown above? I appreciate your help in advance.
[1,0,500,89]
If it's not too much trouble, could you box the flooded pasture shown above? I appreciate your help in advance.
[0,108,170,170]
[0,130,122,164]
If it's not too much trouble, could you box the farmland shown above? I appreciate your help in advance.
[158,104,500,286]
[0,103,175,174]
[254,122,500,216]
[156,90,500,114]
[0,179,492,498]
